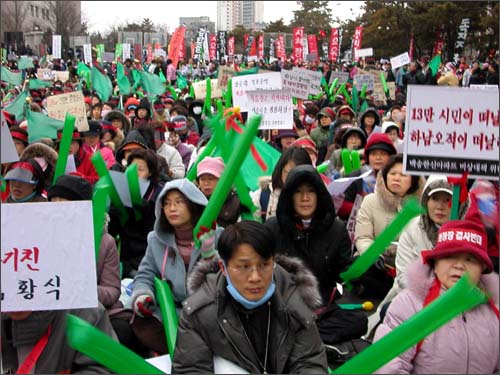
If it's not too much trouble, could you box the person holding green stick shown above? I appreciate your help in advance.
[373,219,499,374]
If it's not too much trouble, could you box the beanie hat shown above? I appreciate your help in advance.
[83,120,102,137]
[56,127,82,144]
[197,156,225,179]
[171,115,188,133]
[48,174,92,201]
[275,129,298,141]
[318,107,336,120]
[124,97,140,112]
[292,136,318,156]
[421,219,493,273]
[364,133,397,158]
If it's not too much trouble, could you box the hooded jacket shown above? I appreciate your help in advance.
[374,261,499,374]
[357,107,381,136]
[172,255,328,374]
[127,179,222,320]
[20,142,58,191]
[111,129,151,169]
[104,109,131,135]
[265,165,352,304]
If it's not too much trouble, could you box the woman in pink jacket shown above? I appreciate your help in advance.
[373,219,499,374]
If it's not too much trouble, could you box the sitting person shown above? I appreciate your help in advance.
[173,220,328,374]
[373,219,499,374]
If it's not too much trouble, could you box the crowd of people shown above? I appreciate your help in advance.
[1,48,499,374]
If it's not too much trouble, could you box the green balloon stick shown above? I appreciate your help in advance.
[351,150,361,172]
[380,71,389,99]
[341,148,353,175]
[52,113,76,184]
[333,273,487,374]
[316,160,330,174]
[92,179,110,261]
[224,78,232,109]
[351,86,359,114]
[328,78,339,100]
[1,174,6,192]
[340,198,425,289]
[167,85,178,101]
[234,172,257,218]
[66,314,164,374]
[90,152,128,226]
[125,163,143,221]
[360,84,368,99]
[154,277,179,359]
[332,82,346,103]
[193,115,262,246]
[203,77,212,116]
[216,98,223,114]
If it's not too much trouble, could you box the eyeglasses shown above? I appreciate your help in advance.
[227,261,276,276]
[163,198,187,208]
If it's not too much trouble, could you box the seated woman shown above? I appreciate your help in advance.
[373,219,499,374]
[173,221,328,374]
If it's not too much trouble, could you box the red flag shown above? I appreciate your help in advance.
[134,43,142,61]
[277,34,286,60]
[146,44,153,64]
[292,27,304,63]
[409,32,415,61]
[168,26,186,68]
[244,34,249,50]
[432,27,445,56]
[329,28,339,62]
[307,34,318,61]
[209,34,217,60]
[258,35,264,59]
[179,41,184,62]
[249,36,257,56]
[353,26,363,61]
[228,36,235,57]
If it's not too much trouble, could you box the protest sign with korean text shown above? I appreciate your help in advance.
[232,72,282,112]
[291,67,322,95]
[390,52,411,69]
[217,66,236,90]
[329,71,349,85]
[37,68,55,81]
[246,90,293,130]
[281,70,314,99]
[355,47,373,59]
[403,85,499,180]
[192,79,222,99]
[353,70,375,91]
[47,91,89,131]
[1,201,98,312]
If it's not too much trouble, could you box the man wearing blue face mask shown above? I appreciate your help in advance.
[173,221,328,374]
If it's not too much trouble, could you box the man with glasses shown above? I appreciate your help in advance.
[173,221,328,374]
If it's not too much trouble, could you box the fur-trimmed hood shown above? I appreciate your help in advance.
[20,142,59,188]
[187,254,323,310]
[104,110,131,134]
[375,168,425,212]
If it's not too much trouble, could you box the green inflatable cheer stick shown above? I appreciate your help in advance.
[360,83,368,99]
[216,98,223,114]
[193,115,262,246]
[328,78,338,100]
[92,179,110,261]
[167,85,178,101]
[125,163,143,221]
[380,71,390,100]
[52,113,76,184]
[154,277,179,359]
[351,150,361,172]
[317,160,331,174]
[332,82,346,103]
[224,78,232,109]
[340,198,425,289]
[351,86,359,114]
[66,314,164,374]
[341,148,353,175]
[202,77,212,116]
[1,174,6,192]
[333,273,487,374]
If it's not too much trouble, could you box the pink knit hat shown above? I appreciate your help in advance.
[197,156,225,178]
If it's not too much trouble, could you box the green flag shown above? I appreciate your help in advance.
[77,61,91,77]
[26,109,64,143]
[131,69,141,92]
[177,73,187,90]
[159,70,167,83]
[18,56,34,70]
[116,62,131,95]
[4,90,28,121]
[96,44,105,62]
[138,71,166,96]
[428,54,442,77]
[29,78,52,90]
[115,43,123,61]
[91,67,113,102]
[1,66,23,86]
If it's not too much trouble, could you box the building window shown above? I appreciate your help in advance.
[35,6,38,18]
[31,5,34,17]
[46,9,49,19]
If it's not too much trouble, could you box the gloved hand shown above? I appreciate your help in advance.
[133,295,155,318]
[197,221,217,259]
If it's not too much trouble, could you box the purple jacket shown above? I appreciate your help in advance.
[97,231,121,311]
[374,261,499,374]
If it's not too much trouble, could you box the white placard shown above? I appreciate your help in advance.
[83,43,92,65]
[403,85,500,180]
[37,68,55,81]
[192,79,223,99]
[109,170,151,208]
[46,91,89,132]
[390,52,411,70]
[1,201,98,312]
[154,49,166,58]
[1,112,20,164]
[355,48,373,58]
[232,72,282,112]
[327,169,373,196]
[290,67,323,95]
[246,90,293,130]
[280,70,312,99]
[52,35,62,59]
[353,72,375,91]
[122,43,131,60]
[329,71,350,85]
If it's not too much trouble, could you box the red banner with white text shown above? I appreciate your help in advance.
[329,28,339,62]
[353,26,363,61]
[228,36,235,57]
[292,27,304,63]
[276,34,286,60]
[209,34,217,60]
[258,35,264,59]
[307,34,318,61]
[146,44,153,64]
[168,26,186,68]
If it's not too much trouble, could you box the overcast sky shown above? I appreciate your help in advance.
[82,1,364,34]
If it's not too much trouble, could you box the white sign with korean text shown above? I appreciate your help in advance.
[52,35,62,59]
[37,68,55,81]
[122,43,131,60]
[47,91,89,132]
[355,48,373,58]
[1,112,20,164]
[192,79,223,99]
[353,72,375,91]
[290,67,323,95]
[390,52,411,69]
[232,72,282,112]
[1,201,98,312]
[329,71,350,85]
[246,90,293,130]
[83,43,92,65]
[403,85,499,180]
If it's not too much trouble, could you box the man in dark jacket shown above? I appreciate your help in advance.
[173,221,328,374]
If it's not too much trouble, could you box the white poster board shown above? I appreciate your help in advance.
[390,52,411,69]
[1,112,20,164]
[353,72,375,91]
[37,68,55,81]
[232,72,282,112]
[1,201,98,312]
[329,71,349,85]
[122,43,131,60]
[153,49,166,58]
[246,90,293,130]
[83,43,92,65]
[469,84,499,91]
[355,48,373,59]
[192,79,222,99]
[52,35,62,59]
[290,67,323,95]
[54,71,69,82]
[46,91,89,132]
[403,85,499,180]
[217,66,236,90]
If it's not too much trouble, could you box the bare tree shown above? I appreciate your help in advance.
[46,0,82,48]
[0,1,29,48]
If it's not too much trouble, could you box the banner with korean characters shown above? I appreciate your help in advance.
[217,66,236,90]
[192,79,222,99]
[1,201,98,312]
[329,71,349,85]
[232,72,282,112]
[46,91,89,131]
[291,67,322,96]
[403,85,499,180]
[282,69,321,99]
[246,90,293,130]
